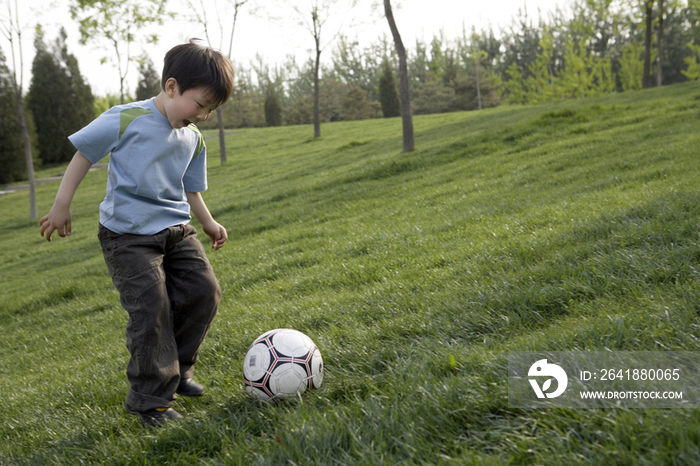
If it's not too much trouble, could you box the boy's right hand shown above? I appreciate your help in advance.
[40,203,72,242]
[38,151,92,242]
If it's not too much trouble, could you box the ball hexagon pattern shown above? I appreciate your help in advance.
[243,328,324,402]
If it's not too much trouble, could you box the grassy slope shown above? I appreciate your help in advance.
[1,82,700,465]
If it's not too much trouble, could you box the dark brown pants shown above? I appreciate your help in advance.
[98,224,220,413]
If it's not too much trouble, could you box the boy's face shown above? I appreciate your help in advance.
[164,79,219,129]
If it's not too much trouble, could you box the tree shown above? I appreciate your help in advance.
[280,58,358,125]
[28,28,94,165]
[209,78,264,128]
[661,0,699,85]
[469,29,491,110]
[642,0,655,88]
[619,41,644,90]
[27,30,61,163]
[410,38,429,83]
[70,0,169,104]
[331,35,389,101]
[318,76,346,122]
[525,29,555,103]
[1,0,37,219]
[59,31,94,125]
[428,33,445,81]
[341,86,379,120]
[94,93,124,115]
[451,71,502,111]
[501,7,542,83]
[0,48,25,185]
[656,0,665,85]
[558,35,589,98]
[184,0,252,163]
[135,56,160,101]
[410,79,455,114]
[384,0,414,152]
[453,26,501,111]
[285,94,314,125]
[264,83,282,126]
[504,62,527,105]
[682,43,700,80]
[378,57,400,117]
[286,0,356,138]
[556,34,613,99]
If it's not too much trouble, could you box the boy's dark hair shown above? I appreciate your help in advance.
[162,39,234,107]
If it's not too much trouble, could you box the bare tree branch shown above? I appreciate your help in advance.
[283,0,357,138]
[1,0,37,218]
[183,0,254,163]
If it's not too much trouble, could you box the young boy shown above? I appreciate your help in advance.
[39,40,234,428]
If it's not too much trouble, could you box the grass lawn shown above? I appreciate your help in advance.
[1,81,700,465]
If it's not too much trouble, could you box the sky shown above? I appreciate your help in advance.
[3,0,571,96]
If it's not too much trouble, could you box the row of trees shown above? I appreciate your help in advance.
[3,0,700,183]
[502,0,700,103]
[0,28,95,185]
[196,0,700,129]
[0,47,28,185]
[1,0,172,218]
[196,31,503,132]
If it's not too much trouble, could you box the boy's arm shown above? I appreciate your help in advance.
[40,151,93,242]
[186,191,228,250]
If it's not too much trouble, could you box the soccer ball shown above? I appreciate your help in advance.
[242,328,324,402]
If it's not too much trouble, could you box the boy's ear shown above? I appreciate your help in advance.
[164,78,178,97]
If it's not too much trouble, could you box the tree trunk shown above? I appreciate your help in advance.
[475,59,482,110]
[384,0,414,152]
[14,86,36,220]
[5,0,36,219]
[313,47,321,138]
[657,0,664,87]
[217,2,245,164]
[642,0,654,89]
[217,106,227,163]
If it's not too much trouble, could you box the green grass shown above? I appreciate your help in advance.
[2,82,700,465]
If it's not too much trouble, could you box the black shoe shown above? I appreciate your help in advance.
[177,378,205,397]
[139,407,182,428]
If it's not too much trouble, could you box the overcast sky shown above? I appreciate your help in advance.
[4,0,570,96]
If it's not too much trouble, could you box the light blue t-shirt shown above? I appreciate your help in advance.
[69,98,208,235]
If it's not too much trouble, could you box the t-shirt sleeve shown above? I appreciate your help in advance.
[183,138,208,193]
[68,109,120,164]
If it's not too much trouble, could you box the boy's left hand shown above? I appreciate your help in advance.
[202,221,227,250]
